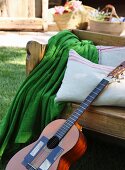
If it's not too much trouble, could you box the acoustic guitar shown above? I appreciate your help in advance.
[6,61,125,170]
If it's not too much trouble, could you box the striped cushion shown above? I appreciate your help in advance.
[55,50,125,107]
[97,46,125,67]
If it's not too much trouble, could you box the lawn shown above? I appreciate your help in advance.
[0,47,26,170]
[0,47,26,121]
[0,47,125,170]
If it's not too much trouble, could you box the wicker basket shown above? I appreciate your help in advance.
[89,4,125,36]
[53,5,95,30]
[90,19,125,35]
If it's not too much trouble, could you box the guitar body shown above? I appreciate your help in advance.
[6,119,87,170]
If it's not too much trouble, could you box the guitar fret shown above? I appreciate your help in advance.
[58,127,66,133]
[57,130,64,137]
[66,120,73,126]
[72,114,79,119]
[77,109,83,113]
[93,91,98,95]
[71,114,79,120]
[83,102,88,106]
[96,87,101,91]
[73,111,80,116]
[67,119,74,124]
[85,99,91,103]
[56,127,68,138]
[75,110,81,114]
[63,122,71,129]
[69,117,76,122]
[55,79,109,141]
[63,123,70,129]
[100,83,106,86]
[89,95,94,99]
[61,126,68,132]
[80,105,86,109]
[56,133,62,139]
[56,124,71,138]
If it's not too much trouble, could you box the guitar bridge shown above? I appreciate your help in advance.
[22,136,64,170]
[26,163,37,170]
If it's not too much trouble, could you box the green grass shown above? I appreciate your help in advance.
[0,47,26,122]
[0,47,26,170]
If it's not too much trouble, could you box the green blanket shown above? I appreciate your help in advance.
[0,30,98,159]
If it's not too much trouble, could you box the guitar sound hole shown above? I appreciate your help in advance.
[47,136,60,149]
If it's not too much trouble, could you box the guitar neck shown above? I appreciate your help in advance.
[55,78,109,140]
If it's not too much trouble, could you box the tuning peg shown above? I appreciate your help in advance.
[108,77,116,83]
[112,77,121,83]
[117,79,121,83]
[118,74,125,80]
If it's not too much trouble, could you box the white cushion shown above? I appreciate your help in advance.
[97,46,125,67]
[55,50,125,107]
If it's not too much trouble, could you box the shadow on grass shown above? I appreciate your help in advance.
[0,47,26,62]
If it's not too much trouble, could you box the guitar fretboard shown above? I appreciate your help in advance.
[55,78,109,140]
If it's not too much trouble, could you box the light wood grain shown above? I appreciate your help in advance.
[0,18,43,31]
[26,41,46,75]
[72,29,125,46]
[61,104,125,139]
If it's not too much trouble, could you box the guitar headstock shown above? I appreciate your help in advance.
[108,61,125,80]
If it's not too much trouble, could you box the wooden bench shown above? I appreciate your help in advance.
[26,29,125,142]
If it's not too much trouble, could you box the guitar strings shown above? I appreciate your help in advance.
[28,138,62,169]
[31,145,49,168]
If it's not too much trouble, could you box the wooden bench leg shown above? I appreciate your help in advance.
[26,41,46,75]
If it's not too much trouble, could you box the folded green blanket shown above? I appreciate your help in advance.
[0,30,98,158]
